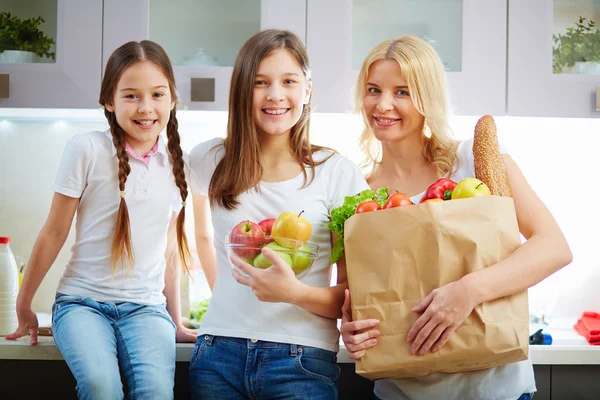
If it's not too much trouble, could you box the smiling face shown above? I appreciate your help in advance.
[362,59,425,143]
[105,60,174,150]
[252,48,312,138]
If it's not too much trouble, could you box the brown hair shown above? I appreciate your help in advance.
[99,40,191,273]
[209,29,333,210]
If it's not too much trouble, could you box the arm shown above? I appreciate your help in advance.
[230,233,348,320]
[463,154,572,300]
[407,155,572,354]
[5,192,79,344]
[290,233,348,319]
[192,189,217,291]
[163,212,197,343]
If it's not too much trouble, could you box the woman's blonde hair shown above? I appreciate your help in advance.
[355,35,457,177]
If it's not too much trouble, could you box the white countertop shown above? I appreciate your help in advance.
[1,318,599,365]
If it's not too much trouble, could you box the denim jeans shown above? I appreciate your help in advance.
[52,293,176,400]
[189,335,340,399]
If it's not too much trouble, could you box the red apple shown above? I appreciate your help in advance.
[229,220,265,259]
[258,218,276,245]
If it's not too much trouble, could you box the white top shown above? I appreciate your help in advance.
[374,138,536,400]
[54,130,183,305]
[189,138,370,351]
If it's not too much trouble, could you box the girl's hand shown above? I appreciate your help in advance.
[231,247,304,304]
[175,325,198,343]
[340,289,380,360]
[407,279,477,355]
[4,307,39,345]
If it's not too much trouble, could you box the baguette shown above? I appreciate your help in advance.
[473,115,512,197]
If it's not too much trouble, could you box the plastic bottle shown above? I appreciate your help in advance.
[0,237,19,336]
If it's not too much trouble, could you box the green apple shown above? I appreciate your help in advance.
[291,245,313,275]
[451,178,491,199]
[253,243,293,269]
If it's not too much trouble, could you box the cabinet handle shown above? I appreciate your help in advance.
[191,78,215,102]
[0,74,8,99]
[597,86,600,112]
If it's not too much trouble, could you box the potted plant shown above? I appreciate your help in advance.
[0,12,56,63]
[553,16,600,74]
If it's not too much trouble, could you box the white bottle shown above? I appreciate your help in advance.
[0,237,19,336]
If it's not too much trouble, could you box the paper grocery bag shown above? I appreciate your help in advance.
[344,195,529,380]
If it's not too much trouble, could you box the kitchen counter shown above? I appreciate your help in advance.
[1,319,599,364]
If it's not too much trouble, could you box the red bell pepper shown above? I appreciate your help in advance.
[419,178,457,203]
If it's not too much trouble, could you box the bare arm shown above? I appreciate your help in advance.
[163,212,198,343]
[291,233,348,319]
[462,155,573,301]
[6,192,79,343]
[192,189,217,291]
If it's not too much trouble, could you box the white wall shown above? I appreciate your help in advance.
[0,109,597,321]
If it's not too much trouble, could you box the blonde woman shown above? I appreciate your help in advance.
[340,36,572,400]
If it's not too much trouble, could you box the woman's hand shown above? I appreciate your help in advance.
[407,279,477,355]
[175,325,198,343]
[4,307,39,345]
[231,247,305,304]
[340,289,380,360]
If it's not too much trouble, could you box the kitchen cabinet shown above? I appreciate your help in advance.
[305,0,508,116]
[0,0,102,108]
[508,0,600,118]
[102,0,306,111]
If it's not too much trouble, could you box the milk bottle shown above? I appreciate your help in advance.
[0,237,19,336]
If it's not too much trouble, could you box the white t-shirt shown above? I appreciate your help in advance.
[374,138,536,400]
[189,138,370,351]
[54,130,183,305]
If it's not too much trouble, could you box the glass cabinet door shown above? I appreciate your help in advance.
[307,0,507,115]
[0,0,102,108]
[103,0,306,111]
[553,0,600,75]
[509,0,600,117]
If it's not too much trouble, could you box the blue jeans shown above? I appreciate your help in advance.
[189,335,340,399]
[52,293,176,400]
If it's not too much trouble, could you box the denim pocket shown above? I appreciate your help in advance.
[52,293,87,327]
[295,347,341,386]
[189,335,209,369]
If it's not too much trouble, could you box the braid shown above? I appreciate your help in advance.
[106,111,135,274]
[166,110,192,272]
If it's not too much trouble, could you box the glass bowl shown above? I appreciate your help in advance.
[224,234,319,278]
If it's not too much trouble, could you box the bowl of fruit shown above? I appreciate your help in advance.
[225,211,319,278]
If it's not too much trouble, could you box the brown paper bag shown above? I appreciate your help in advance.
[344,195,529,380]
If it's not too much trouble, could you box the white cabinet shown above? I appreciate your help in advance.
[0,0,102,108]
[508,0,600,118]
[306,0,508,116]
[102,0,306,111]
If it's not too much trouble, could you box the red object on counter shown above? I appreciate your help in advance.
[574,311,600,345]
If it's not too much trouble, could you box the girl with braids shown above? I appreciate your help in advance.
[340,36,571,400]
[5,40,197,399]
[188,29,369,399]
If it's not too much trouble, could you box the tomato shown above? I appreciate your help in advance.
[356,200,381,213]
[383,192,413,209]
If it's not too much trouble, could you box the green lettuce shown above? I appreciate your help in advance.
[327,187,389,263]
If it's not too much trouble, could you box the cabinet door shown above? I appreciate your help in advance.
[0,0,102,108]
[306,0,507,115]
[508,0,600,118]
[103,0,305,111]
